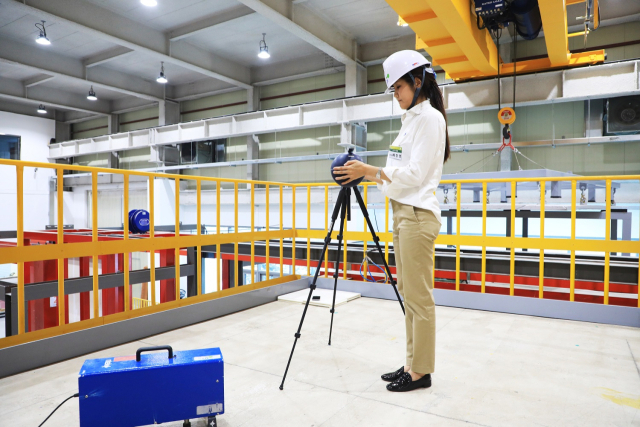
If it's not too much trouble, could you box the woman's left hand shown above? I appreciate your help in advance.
[332,160,368,185]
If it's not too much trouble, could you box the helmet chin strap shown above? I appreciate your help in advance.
[408,66,426,110]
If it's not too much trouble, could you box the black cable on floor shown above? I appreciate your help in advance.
[38,393,79,427]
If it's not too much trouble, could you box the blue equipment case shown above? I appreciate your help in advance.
[78,346,224,427]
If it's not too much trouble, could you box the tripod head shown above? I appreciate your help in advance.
[330,148,364,188]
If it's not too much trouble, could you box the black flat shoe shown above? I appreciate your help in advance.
[381,366,405,382]
[386,372,431,392]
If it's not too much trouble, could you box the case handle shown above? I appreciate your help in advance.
[136,345,174,362]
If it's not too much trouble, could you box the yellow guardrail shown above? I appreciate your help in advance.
[132,297,151,310]
[0,158,638,350]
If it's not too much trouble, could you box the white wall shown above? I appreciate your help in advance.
[0,111,55,233]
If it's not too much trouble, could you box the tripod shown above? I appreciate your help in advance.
[279,185,405,390]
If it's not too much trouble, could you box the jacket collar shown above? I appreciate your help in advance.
[401,100,427,122]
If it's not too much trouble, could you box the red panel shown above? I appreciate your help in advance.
[79,257,91,321]
[159,249,176,303]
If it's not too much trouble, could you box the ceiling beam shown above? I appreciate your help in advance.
[169,5,255,42]
[235,0,357,67]
[23,74,55,88]
[5,0,252,89]
[0,77,110,116]
[251,52,345,86]
[0,37,164,102]
[84,46,134,68]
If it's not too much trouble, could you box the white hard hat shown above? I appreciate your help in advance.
[382,50,434,93]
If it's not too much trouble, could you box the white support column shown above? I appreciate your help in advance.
[246,134,259,184]
[345,62,367,97]
[54,110,71,143]
[108,114,119,135]
[246,86,260,112]
[159,101,180,126]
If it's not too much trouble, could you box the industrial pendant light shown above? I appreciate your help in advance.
[140,0,158,6]
[258,33,270,59]
[37,104,47,114]
[35,21,51,45]
[87,85,97,101]
[157,61,168,84]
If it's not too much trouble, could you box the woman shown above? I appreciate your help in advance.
[333,50,450,392]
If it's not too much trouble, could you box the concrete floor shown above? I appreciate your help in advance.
[1,297,639,427]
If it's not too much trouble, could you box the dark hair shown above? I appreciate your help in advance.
[400,69,451,163]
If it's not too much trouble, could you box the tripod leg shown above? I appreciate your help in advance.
[279,188,346,390]
[328,188,349,345]
[352,188,405,315]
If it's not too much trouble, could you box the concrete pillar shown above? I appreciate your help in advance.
[500,148,512,171]
[108,114,119,135]
[247,86,260,112]
[345,62,367,97]
[159,100,180,126]
[247,135,259,184]
[53,110,70,143]
[585,99,603,137]
[54,121,71,143]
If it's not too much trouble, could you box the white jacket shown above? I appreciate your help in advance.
[377,100,446,224]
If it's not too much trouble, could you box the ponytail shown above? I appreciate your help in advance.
[401,69,451,163]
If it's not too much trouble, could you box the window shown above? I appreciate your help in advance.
[0,135,20,160]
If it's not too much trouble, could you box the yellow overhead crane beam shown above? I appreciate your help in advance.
[386,0,604,82]
[538,0,570,65]
[387,0,498,79]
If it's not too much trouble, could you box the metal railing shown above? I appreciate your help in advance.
[0,158,638,350]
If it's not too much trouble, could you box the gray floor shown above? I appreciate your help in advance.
[1,297,639,427]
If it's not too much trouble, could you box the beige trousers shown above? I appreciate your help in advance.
[391,200,440,374]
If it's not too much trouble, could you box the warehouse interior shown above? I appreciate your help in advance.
[0,0,639,426]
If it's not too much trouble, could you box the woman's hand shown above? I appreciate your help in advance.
[332,160,370,185]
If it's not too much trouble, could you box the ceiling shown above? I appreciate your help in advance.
[0,0,637,122]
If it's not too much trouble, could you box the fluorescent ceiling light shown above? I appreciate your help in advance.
[258,33,270,59]
[35,20,51,45]
[37,104,47,114]
[87,86,97,101]
[397,16,408,27]
[141,0,158,6]
[157,61,168,84]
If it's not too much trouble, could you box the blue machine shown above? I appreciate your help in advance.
[128,209,150,234]
[78,346,224,427]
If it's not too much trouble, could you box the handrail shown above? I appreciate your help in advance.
[0,158,638,351]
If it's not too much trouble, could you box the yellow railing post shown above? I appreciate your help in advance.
[16,165,24,334]
[251,183,255,285]
[570,180,577,302]
[234,182,239,288]
[216,180,221,292]
[481,181,487,293]
[292,186,296,275]
[197,179,202,295]
[307,186,311,276]
[266,184,270,278]
[510,181,516,296]
[149,177,156,305]
[279,185,283,278]
[175,177,180,301]
[604,179,611,305]
[363,185,368,281]
[539,181,545,299]
[92,171,99,318]
[456,182,461,291]
[123,174,130,311]
[57,168,65,326]
[324,185,329,278]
